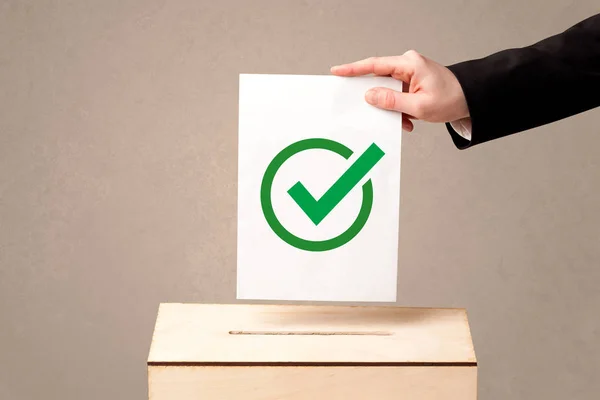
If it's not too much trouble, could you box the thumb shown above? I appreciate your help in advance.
[365,87,423,118]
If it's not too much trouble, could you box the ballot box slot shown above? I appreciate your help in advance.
[228,330,392,336]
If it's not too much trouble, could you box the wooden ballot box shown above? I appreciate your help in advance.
[147,303,477,400]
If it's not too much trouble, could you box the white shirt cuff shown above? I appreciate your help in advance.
[449,118,472,141]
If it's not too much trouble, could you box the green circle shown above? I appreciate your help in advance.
[260,138,373,252]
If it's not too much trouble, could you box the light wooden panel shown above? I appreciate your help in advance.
[147,303,477,364]
[148,365,477,400]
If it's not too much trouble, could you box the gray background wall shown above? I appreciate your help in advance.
[1,1,599,399]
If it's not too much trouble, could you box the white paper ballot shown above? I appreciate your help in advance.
[236,74,402,302]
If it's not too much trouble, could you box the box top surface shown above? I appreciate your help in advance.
[147,303,477,365]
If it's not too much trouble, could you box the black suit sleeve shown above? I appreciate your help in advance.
[445,13,600,149]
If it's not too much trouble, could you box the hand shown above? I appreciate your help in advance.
[331,50,469,132]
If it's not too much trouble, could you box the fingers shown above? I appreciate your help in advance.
[331,56,414,82]
[402,116,414,132]
[365,87,425,118]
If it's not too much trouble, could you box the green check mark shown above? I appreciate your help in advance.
[287,143,385,225]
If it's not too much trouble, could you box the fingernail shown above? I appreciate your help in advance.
[365,89,378,104]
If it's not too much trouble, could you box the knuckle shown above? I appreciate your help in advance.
[382,90,396,109]
[404,49,425,64]
[404,49,419,58]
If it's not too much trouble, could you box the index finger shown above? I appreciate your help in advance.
[330,56,414,81]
